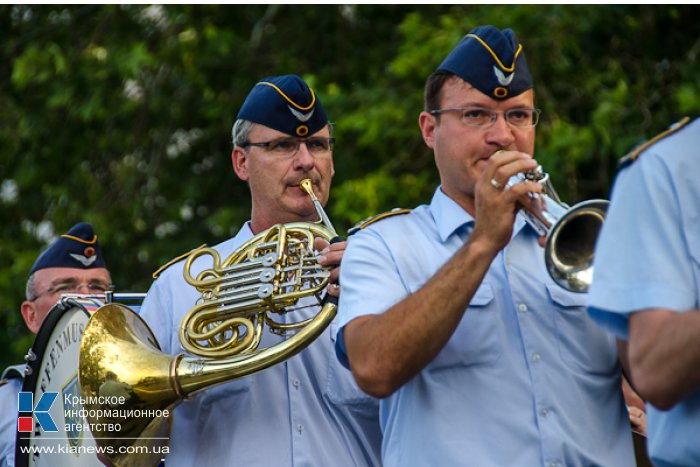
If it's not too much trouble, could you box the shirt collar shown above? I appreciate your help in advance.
[428,186,531,243]
[429,186,476,242]
[217,221,256,258]
[240,221,255,240]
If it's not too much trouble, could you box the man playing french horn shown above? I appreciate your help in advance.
[335,26,637,466]
[138,75,381,466]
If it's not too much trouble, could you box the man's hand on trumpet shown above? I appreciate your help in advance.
[472,149,543,252]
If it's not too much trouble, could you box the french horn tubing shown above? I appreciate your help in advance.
[78,179,340,467]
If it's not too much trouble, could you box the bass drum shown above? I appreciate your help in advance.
[15,294,144,467]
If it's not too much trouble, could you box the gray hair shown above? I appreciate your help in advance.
[231,119,335,148]
[26,273,37,301]
[232,119,255,147]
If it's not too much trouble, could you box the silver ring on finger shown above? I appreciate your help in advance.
[490,178,504,190]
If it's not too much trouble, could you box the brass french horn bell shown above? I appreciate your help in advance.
[509,166,608,293]
[79,179,340,467]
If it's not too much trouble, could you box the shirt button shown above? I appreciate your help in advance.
[292,379,301,388]
[539,408,549,418]
[531,353,541,363]
[518,303,528,313]
[297,423,304,433]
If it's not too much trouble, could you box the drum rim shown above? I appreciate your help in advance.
[15,298,93,467]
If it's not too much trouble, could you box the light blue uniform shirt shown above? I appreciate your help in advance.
[588,117,700,467]
[337,187,634,467]
[140,223,382,467]
[0,367,23,467]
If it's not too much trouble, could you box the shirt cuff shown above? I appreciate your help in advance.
[334,324,351,369]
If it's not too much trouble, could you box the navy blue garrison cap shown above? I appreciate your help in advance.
[437,25,533,100]
[237,75,328,137]
[30,222,107,275]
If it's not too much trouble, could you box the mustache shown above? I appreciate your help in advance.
[289,177,320,187]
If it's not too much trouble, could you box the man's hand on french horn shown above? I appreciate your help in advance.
[315,236,346,297]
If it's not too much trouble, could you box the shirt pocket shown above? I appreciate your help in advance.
[326,321,380,411]
[426,281,503,372]
[548,283,618,376]
[197,375,252,408]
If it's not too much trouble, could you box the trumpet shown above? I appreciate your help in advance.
[510,166,608,293]
[78,179,340,467]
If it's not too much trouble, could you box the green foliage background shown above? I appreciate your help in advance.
[1,5,699,368]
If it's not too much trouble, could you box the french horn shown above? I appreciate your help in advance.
[78,179,341,467]
[511,165,608,293]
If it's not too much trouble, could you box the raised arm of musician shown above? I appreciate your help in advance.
[338,150,540,398]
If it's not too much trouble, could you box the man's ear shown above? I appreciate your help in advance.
[419,111,438,149]
[232,147,249,181]
[21,301,40,334]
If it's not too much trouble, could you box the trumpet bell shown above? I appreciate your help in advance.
[510,165,609,293]
[545,199,608,293]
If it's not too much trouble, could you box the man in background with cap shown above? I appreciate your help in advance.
[139,74,381,466]
[0,222,111,467]
[335,26,635,466]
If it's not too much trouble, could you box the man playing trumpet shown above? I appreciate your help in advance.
[335,26,636,466]
[139,75,381,466]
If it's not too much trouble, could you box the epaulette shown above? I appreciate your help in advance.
[619,117,690,168]
[152,244,207,279]
[1,364,25,381]
[348,208,412,236]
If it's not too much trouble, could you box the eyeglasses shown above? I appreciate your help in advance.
[429,106,541,128]
[30,280,114,301]
[241,137,335,156]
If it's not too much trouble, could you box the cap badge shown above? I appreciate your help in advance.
[70,253,98,267]
[289,106,315,122]
[494,67,514,86]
